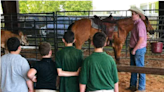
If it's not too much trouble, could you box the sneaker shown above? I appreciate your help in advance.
[126,86,137,91]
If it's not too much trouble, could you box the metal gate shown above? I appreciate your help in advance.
[1,10,164,61]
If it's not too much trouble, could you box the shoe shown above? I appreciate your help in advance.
[135,90,145,92]
[126,86,137,91]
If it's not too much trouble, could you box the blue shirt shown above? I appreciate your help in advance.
[1,54,30,92]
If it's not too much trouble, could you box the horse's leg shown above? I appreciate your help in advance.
[75,40,83,49]
[74,29,91,49]
[75,35,89,49]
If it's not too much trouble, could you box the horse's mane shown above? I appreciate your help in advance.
[145,16,149,24]
[102,17,132,25]
[102,20,117,24]
[117,16,149,23]
[116,17,133,26]
[116,17,131,22]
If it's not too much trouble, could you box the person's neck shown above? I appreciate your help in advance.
[94,48,103,52]
[10,51,20,54]
[134,17,140,21]
[42,55,51,58]
[65,43,73,47]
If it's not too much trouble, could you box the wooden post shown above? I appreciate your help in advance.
[1,1,19,34]
[117,65,164,75]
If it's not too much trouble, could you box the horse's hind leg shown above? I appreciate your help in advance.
[75,39,83,49]
[74,34,89,50]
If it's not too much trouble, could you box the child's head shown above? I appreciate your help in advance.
[63,31,75,43]
[7,37,21,52]
[93,32,107,48]
[39,42,51,56]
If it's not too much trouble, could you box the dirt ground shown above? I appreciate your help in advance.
[118,72,164,92]
[10,49,164,92]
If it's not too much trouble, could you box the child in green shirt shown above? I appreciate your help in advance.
[80,32,119,92]
[55,31,83,92]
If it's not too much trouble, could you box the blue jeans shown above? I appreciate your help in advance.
[130,47,146,91]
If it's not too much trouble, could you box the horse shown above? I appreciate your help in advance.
[69,16,154,64]
[1,30,29,54]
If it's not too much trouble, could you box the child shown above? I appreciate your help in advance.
[1,37,33,92]
[79,32,119,92]
[27,42,58,92]
[55,31,83,92]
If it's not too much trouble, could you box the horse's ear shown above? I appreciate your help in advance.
[109,13,113,18]
[145,16,149,24]
[94,15,99,19]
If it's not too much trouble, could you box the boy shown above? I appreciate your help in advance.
[27,42,58,92]
[55,31,83,92]
[79,32,119,92]
[1,37,33,92]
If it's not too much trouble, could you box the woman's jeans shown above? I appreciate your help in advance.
[130,47,146,91]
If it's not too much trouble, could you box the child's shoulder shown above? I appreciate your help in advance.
[104,54,114,59]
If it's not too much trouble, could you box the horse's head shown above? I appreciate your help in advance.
[111,29,125,64]
[18,31,29,46]
[112,42,123,64]
[143,16,154,34]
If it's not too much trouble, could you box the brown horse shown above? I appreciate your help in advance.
[1,30,29,54]
[70,16,154,64]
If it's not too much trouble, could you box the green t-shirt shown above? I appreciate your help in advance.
[55,46,83,92]
[79,52,118,91]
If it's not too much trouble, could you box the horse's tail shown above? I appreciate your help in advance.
[67,23,76,46]
[67,23,74,32]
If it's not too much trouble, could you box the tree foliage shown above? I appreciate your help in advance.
[19,1,92,15]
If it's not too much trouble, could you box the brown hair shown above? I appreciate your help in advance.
[39,42,51,56]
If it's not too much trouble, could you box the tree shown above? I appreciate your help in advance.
[19,1,92,15]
